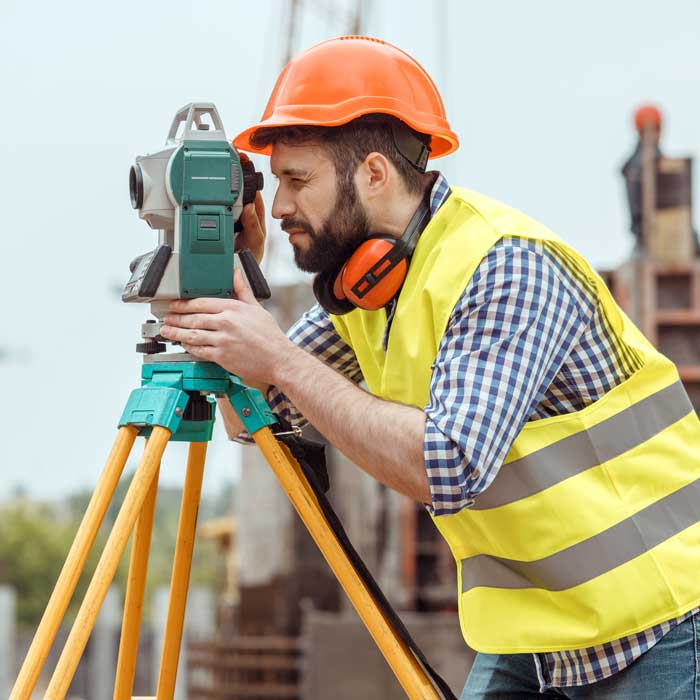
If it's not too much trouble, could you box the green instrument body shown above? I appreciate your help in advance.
[169,138,241,299]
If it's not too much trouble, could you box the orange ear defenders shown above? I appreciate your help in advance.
[312,196,433,315]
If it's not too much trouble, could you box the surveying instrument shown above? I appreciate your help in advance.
[10,103,454,700]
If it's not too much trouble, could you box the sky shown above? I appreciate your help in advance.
[1,0,699,501]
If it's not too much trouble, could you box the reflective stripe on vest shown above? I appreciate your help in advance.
[461,477,700,592]
[471,380,693,510]
[330,188,700,653]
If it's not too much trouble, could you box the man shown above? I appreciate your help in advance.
[621,104,663,246]
[621,105,698,257]
[159,37,700,699]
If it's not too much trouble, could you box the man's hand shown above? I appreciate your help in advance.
[160,269,295,385]
[236,191,266,263]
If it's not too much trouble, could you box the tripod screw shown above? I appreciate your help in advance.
[242,408,251,417]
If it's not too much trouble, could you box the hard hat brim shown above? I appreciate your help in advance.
[233,106,459,160]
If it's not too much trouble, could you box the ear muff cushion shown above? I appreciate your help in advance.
[313,270,356,315]
[341,238,408,310]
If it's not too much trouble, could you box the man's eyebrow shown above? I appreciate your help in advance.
[279,167,310,177]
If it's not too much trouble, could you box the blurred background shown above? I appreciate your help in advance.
[1,0,699,698]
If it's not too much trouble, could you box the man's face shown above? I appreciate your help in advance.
[270,142,370,274]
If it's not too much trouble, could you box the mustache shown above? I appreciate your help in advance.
[281,218,315,236]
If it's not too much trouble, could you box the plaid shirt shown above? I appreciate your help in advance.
[265,174,697,689]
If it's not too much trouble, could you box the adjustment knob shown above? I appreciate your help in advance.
[239,153,264,206]
[136,340,166,355]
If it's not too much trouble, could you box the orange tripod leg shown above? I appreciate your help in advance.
[44,426,171,700]
[113,463,161,700]
[10,425,138,700]
[253,426,440,700]
[156,442,207,700]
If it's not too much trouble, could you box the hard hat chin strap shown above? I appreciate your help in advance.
[390,121,431,172]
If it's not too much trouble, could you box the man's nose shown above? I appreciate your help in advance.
[271,188,296,220]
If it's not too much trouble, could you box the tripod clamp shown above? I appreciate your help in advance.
[118,354,277,440]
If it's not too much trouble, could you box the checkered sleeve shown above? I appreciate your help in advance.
[232,302,364,443]
[268,302,364,426]
[424,239,592,515]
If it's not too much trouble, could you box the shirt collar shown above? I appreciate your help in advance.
[428,171,450,217]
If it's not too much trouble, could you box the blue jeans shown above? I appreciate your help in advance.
[460,615,700,699]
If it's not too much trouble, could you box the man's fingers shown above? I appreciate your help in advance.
[233,268,258,305]
[181,343,218,362]
[253,190,265,221]
[240,203,256,225]
[241,202,262,234]
[241,192,265,228]
[169,297,231,314]
[238,193,266,263]
[162,312,222,330]
[160,326,220,346]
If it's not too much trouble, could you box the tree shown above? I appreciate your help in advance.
[0,474,229,628]
[0,501,101,627]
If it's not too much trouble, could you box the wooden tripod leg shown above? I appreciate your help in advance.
[252,427,440,700]
[114,463,161,700]
[155,442,207,700]
[10,425,138,700]
[44,426,171,700]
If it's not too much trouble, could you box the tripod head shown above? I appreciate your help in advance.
[123,102,267,354]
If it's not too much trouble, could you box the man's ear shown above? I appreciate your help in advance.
[355,151,390,201]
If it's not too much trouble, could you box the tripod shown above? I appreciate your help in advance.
[10,354,445,700]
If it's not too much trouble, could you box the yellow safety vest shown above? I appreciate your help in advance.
[331,188,700,653]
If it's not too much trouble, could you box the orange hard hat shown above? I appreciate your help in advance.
[233,36,459,159]
[634,104,662,133]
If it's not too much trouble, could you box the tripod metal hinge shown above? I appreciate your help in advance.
[225,373,277,434]
[119,371,189,434]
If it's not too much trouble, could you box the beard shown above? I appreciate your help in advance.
[281,178,371,274]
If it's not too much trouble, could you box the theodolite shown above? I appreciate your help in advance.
[123,102,269,354]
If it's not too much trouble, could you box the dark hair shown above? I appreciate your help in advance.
[249,114,433,196]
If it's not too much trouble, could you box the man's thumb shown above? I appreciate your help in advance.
[234,268,257,304]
